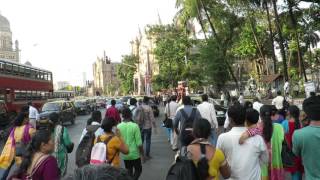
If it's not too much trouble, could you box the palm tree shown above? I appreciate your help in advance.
[272,0,289,80]
[286,0,307,81]
[262,0,278,74]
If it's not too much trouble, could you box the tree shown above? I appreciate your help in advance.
[116,55,138,94]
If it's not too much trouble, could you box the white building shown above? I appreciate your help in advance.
[0,13,20,62]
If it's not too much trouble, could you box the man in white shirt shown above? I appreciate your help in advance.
[238,93,244,105]
[197,94,218,145]
[164,95,180,150]
[272,90,284,110]
[217,104,268,180]
[28,101,39,128]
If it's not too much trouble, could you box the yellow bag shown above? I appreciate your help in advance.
[0,130,15,169]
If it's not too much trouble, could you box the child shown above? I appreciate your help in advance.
[239,108,262,144]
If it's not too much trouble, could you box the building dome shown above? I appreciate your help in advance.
[0,14,11,32]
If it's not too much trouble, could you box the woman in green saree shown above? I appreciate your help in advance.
[49,112,74,177]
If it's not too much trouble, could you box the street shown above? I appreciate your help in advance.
[66,107,174,179]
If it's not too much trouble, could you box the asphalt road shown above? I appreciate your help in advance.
[65,107,175,180]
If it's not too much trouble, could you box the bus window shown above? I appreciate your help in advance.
[12,64,19,75]
[19,65,25,76]
[0,62,4,73]
[4,63,12,74]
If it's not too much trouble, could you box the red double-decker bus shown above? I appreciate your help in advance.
[0,59,53,117]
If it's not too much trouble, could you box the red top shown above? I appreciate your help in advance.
[105,106,121,123]
[284,120,304,173]
[10,156,59,180]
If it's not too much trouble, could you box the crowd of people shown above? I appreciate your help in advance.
[163,92,320,180]
[0,91,319,180]
[0,97,158,180]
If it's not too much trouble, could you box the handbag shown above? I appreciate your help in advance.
[281,138,295,168]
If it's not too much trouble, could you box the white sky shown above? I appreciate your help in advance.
[0,0,176,86]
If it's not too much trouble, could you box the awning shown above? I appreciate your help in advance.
[261,74,282,83]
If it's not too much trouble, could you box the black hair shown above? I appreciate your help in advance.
[122,107,132,120]
[277,90,282,95]
[129,98,137,106]
[244,101,253,110]
[171,95,177,102]
[288,105,300,129]
[143,96,149,104]
[230,97,239,106]
[101,117,116,133]
[91,111,102,123]
[260,105,273,142]
[193,119,210,180]
[303,95,320,121]
[27,101,32,106]
[182,96,192,105]
[16,130,52,176]
[245,108,259,125]
[70,164,133,180]
[87,118,93,126]
[201,94,208,102]
[228,104,246,126]
[49,112,60,125]
[14,112,28,127]
[310,92,316,97]
[193,118,211,139]
[20,105,29,114]
[111,99,116,106]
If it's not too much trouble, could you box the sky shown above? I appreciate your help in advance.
[0,0,177,86]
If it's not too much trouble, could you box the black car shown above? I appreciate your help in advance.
[40,101,77,125]
[74,100,91,115]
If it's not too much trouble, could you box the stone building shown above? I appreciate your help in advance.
[131,28,159,95]
[0,13,19,62]
[93,52,120,95]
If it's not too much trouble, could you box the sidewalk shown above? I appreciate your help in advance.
[139,108,175,180]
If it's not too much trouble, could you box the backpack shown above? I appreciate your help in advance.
[90,135,116,165]
[75,125,100,167]
[166,157,198,180]
[179,108,197,146]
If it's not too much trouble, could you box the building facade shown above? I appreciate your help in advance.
[56,81,70,90]
[0,13,19,62]
[93,53,119,95]
[132,28,159,95]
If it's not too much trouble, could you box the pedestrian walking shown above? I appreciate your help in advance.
[238,93,244,105]
[105,100,121,124]
[216,104,268,180]
[241,105,285,180]
[49,112,74,176]
[138,96,157,160]
[293,95,320,179]
[281,105,304,180]
[0,107,35,179]
[174,96,201,151]
[187,118,231,180]
[91,117,129,167]
[252,97,263,113]
[164,95,179,147]
[28,101,39,128]
[197,94,218,145]
[117,107,143,180]
[9,130,60,180]
[284,81,290,95]
[223,97,240,131]
[79,111,104,142]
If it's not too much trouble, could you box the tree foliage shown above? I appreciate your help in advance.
[116,55,138,95]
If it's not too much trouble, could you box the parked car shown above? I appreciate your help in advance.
[74,100,91,115]
[209,98,228,126]
[120,96,132,105]
[96,98,106,108]
[39,101,77,125]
